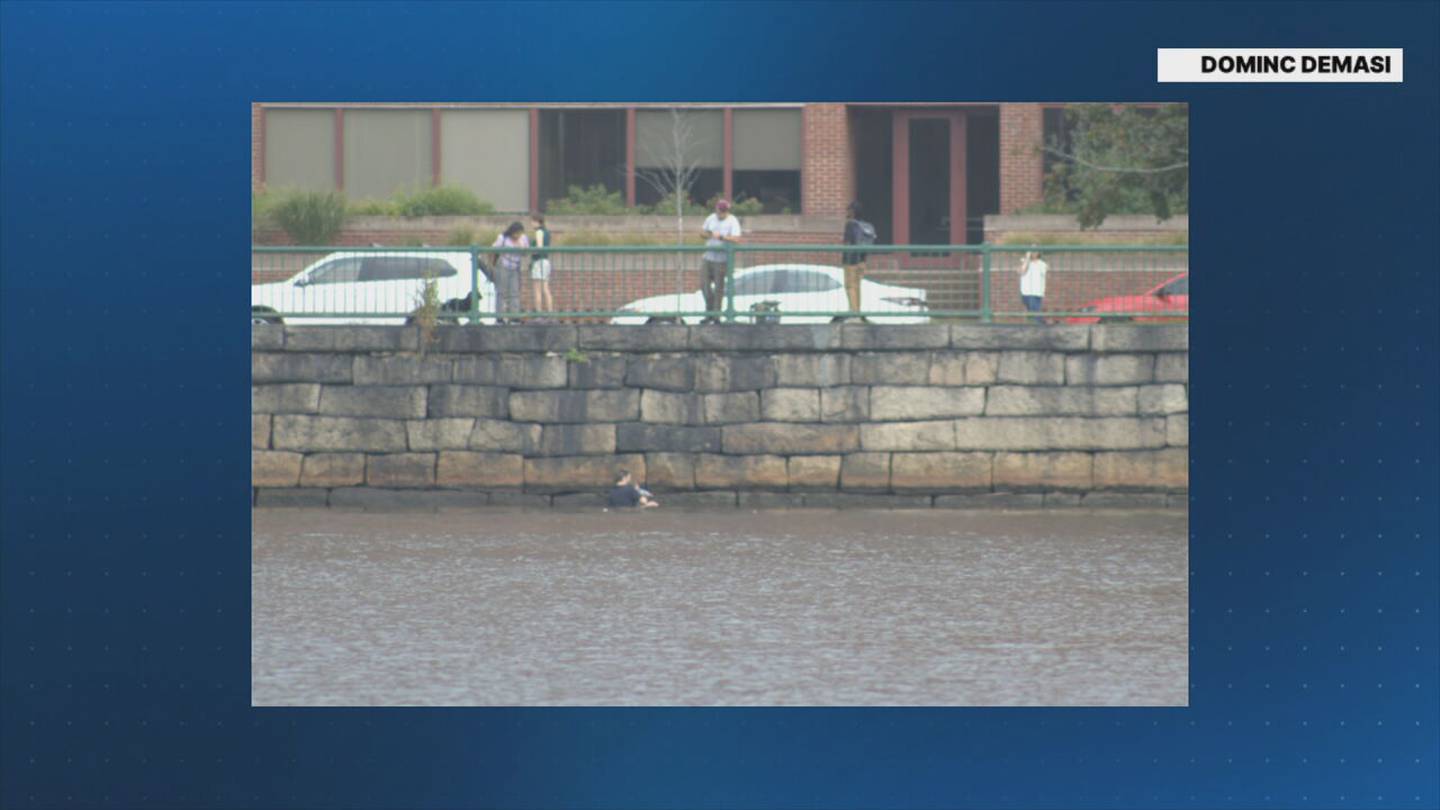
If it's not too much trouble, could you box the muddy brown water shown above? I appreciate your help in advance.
[253,508,1187,706]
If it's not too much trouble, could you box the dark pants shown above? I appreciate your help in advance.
[1022,294,1044,323]
[701,259,727,315]
[495,264,522,318]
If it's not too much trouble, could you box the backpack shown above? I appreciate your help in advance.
[852,219,877,246]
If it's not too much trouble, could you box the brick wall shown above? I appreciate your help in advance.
[802,104,853,218]
[252,103,264,192]
[999,104,1044,214]
[252,324,1188,510]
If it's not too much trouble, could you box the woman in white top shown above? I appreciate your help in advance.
[490,221,529,323]
[1017,251,1048,323]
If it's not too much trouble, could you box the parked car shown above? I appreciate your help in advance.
[251,251,494,325]
[610,263,929,324]
[1064,271,1188,324]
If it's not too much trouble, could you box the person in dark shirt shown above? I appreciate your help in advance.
[530,213,554,315]
[607,470,658,509]
[841,201,875,322]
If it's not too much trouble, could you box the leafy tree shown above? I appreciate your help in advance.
[1040,104,1188,229]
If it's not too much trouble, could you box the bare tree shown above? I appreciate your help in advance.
[634,109,715,314]
[635,108,711,242]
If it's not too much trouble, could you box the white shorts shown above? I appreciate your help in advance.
[530,258,552,281]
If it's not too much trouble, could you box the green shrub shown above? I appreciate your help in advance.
[392,185,494,217]
[729,194,765,217]
[647,189,708,217]
[995,230,1188,246]
[544,184,630,215]
[347,198,396,216]
[266,189,349,245]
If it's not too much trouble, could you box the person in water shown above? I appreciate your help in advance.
[607,469,659,509]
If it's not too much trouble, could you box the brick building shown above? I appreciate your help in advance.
[252,102,1057,246]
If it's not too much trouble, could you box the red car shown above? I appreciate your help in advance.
[1065,271,1188,324]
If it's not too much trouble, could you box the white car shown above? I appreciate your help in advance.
[251,251,495,325]
[610,263,929,324]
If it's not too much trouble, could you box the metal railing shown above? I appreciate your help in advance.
[251,243,1188,325]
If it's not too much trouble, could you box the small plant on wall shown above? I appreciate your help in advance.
[410,270,442,354]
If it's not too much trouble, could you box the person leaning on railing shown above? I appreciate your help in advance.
[700,199,742,325]
[1017,250,1048,323]
[530,213,553,315]
[842,201,877,323]
[490,221,529,324]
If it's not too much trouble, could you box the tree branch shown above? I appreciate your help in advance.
[1041,145,1188,174]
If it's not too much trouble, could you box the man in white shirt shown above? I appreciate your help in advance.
[1017,250,1048,323]
[700,199,742,323]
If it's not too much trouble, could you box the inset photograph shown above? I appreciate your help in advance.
[252,101,1189,706]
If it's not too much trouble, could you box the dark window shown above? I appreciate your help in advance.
[1042,107,1074,178]
[359,257,458,282]
[732,170,801,214]
[538,109,627,210]
[305,257,363,285]
[634,168,724,210]
[1159,275,1189,296]
[778,270,841,294]
[1041,107,1081,204]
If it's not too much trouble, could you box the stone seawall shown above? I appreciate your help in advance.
[252,324,1188,510]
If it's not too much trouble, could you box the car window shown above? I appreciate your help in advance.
[306,257,364,285]
[733,269,780,296]
[1159,275,1189,296]
[360,257,458,282]
[779,270,841,293]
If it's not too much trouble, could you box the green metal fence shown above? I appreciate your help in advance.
[251,244,1188,325]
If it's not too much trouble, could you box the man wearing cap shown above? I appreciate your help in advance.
[699,198,742,323]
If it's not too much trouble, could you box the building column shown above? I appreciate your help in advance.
[722,107,734,202]
[529,108,541,214]
[252,104,265,192]
[333,108,345,193]
[801,103,853,218]
[625,107,636,207]
[998,103,1045,214]
[431,108,442,187]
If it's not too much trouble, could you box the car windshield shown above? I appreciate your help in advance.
[779,270,842,294]
[733,270,781,296]
[359,257,458,282]
[1158,275,1189,296]
[304,257,364,285]
[733,268,841,296]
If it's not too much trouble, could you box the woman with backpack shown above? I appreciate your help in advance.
[529,213,554,316]
[842,201,877,320]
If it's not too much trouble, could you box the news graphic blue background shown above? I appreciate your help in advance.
[1,0,1436,806]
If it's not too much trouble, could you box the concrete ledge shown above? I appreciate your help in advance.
[254,487,1187,511]
[800,493,934,510]
[738,492,808,509]
[1079,492,1172,509]
[660,491,740,508]
[252,325,285,351]
[1090,325,1188,353]
[841,324,949,350]
[934,493,1046,510]
[254,487,329,508]
[435,324,577,353]
[576,325,689,352]
[329,487,491,511]
[487,492,553,509]
[284,326,418,353]
[691,325,842,352]
[952,325,1090,351]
